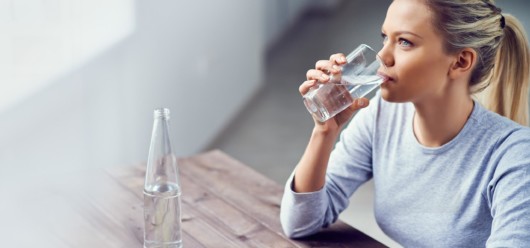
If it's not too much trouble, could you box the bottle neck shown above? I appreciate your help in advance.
[153,108,171,119]
[145,108,179,191]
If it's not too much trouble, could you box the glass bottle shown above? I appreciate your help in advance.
[144,108,182,248]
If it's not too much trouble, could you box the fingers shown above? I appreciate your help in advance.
[301,53,348,96]
[306,53,347,81]
[306,69,330,82]
[315,60,341,74]
[299,80,317,96]
[329,53,347,65]
[334,97,370,125]
[349,97,370,110]
[306,53,346,82]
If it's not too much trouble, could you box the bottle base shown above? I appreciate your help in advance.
[144,240,182,248]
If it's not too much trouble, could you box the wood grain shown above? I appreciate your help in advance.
[4,150,385,247]
[106,150,386,247]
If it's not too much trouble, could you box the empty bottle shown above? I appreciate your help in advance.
[144,108,183,248]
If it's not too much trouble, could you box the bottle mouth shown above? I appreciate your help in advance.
[154,108,171,119]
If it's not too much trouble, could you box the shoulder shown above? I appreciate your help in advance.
[478,104,530,150]
[474,104,530,177]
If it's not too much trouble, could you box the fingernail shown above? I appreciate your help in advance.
[341,57,347,63]
[358,99,365,107]
[332,65,340,71]
[321,74,329,80]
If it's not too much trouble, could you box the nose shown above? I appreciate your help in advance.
[377,45,394,68]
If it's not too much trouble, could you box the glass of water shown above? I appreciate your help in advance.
[303,44,384,122]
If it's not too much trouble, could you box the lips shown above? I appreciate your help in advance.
[377,71,395,83]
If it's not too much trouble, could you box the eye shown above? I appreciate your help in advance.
[381,33,388,44]
[398,38,413,47]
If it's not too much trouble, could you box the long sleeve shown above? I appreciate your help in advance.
[486,128,530,247]
[280,94,380,238]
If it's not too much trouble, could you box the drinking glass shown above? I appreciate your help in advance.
[303,44,384,122]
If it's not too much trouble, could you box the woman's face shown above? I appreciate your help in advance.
[378,0,455,103]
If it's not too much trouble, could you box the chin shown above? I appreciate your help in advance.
[380,85,409,103]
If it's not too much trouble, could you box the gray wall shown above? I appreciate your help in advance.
[265,0,342,48]
[497,0,530,24]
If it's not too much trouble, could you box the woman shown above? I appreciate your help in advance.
[280,0,530,246]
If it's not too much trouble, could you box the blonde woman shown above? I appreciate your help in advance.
[280,0,530,246]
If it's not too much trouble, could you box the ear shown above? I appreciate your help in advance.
[448,48,477,80]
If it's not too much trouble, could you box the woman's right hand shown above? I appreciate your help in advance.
[300,53,370,133]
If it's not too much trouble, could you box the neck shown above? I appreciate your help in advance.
[412,90,474,147]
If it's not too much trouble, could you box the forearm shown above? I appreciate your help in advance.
[293,127,340,192]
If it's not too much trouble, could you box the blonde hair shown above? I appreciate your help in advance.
[424,0,530,126]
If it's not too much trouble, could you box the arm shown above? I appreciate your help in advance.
[292,53,364,193]
[279,126,342,238]
[486,129,530,247]
[280,92,379,238]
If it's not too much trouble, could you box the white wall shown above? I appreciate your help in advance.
[0,0,266,176]
[0,2,317,246]
[0,0,335,177]
[0,0,135,113]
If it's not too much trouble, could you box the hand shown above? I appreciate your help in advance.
[299,53,369,132]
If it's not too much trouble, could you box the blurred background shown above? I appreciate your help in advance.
[1,0,528,247]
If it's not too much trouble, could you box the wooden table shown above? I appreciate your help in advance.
[6,150,385,247]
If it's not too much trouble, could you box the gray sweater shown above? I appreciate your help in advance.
[280,93,530,247]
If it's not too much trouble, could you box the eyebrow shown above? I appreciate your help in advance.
[381,30,424,40]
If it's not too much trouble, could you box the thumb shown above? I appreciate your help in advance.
[350,97,369,110]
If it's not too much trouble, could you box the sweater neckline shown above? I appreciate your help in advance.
[407,100,481,155]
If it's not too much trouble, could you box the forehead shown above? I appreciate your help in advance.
[383,0,434,33]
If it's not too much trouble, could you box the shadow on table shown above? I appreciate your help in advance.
[294,222,388,248]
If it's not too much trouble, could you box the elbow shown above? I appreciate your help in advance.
[282,228,297,239]
[282,225,309,239]
[280,213,318,239]
[280,208,306,239]
[280,215,298,238]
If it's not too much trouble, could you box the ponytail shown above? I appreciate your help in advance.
[423,0,530,126]
[477,14,530,126]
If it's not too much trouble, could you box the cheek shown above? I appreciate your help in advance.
[382,51,450,102]
[397,52,449,87]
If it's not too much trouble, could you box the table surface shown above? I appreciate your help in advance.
[6,150,386,247]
